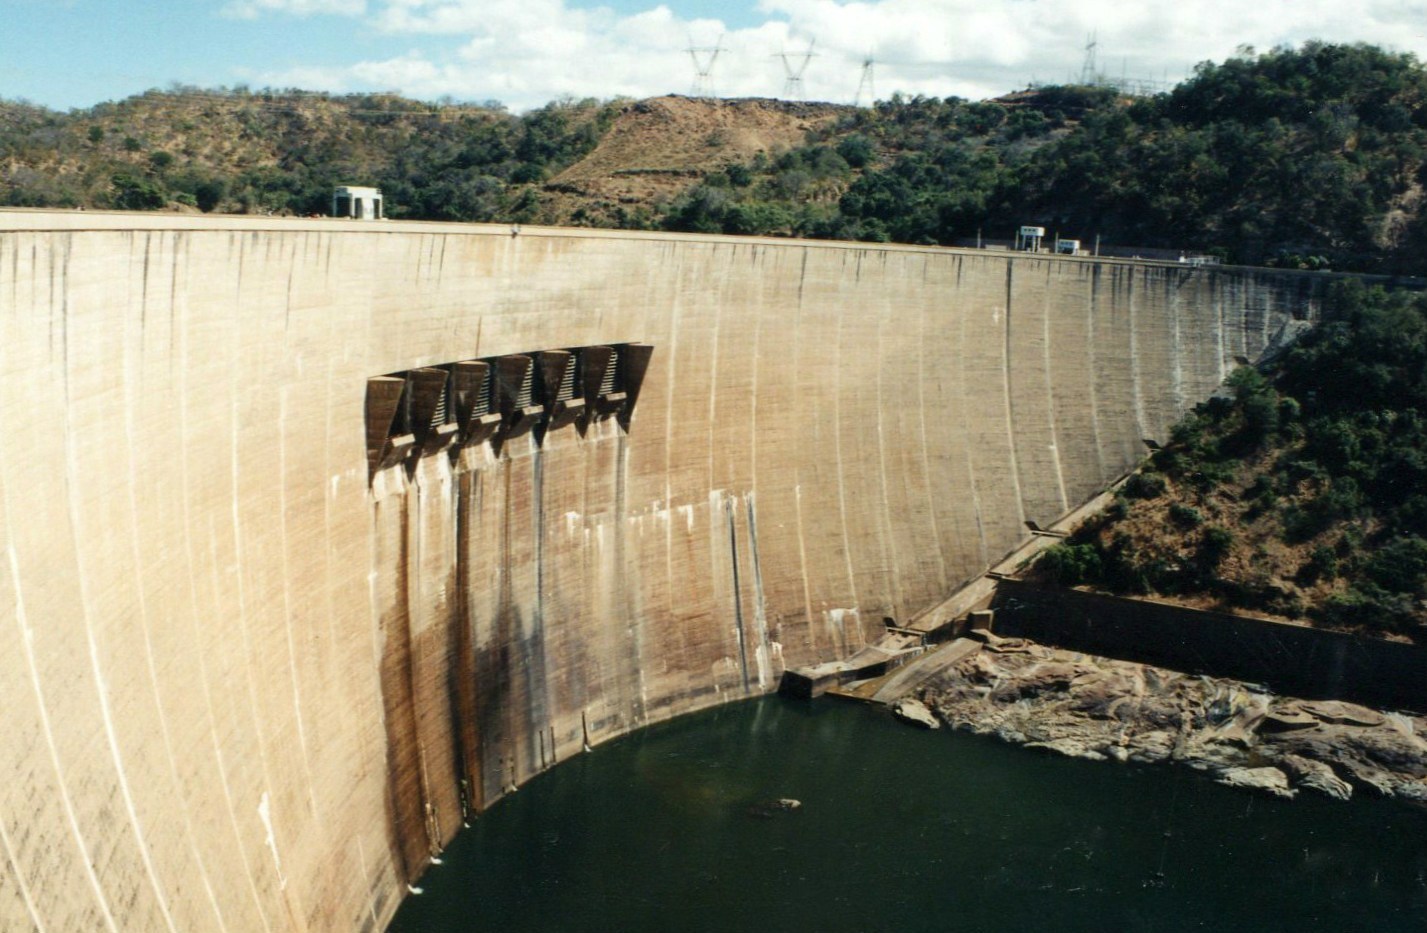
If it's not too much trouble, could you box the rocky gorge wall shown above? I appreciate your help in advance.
[0,210,1325,932]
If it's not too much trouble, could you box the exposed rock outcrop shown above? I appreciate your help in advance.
[892,697,940,729]
[920,639,1427,804]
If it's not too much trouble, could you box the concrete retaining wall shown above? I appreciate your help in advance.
[0,210,1326,931]
[992,579,1427,711]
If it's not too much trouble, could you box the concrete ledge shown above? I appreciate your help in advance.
[779,635,926,699]
[992,579,1427,712]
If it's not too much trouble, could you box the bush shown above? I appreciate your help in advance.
[1122,471,1168,499]
[1281,476,1366,542]
[1365,535,1427,594]
[1315,583,1419,635]
[1169,503,1203,527]
[1100,534,1152,594]
[193,178,226,212]
[1299,545,1339,583]
[1036,543,1103,586]
[836,134,875,168]
[721,201,792,236]
[1198,526,1235,571]
[1240,391,1281,445]
[1151,448,1186,476]
[1245,475,1275,500]
[110,172,166,210]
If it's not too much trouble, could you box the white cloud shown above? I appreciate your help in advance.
[247,0,1427,110]
[223,0,367,19]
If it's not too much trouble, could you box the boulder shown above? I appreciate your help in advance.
[1260,709,1320,733]
[1215,766,1296,799]
[1297,700,1386,728]
[1126,731,1176,764]
[1394,781,1427,806]
[1279,754,1353,801]
[1026,738,1108,762]
[1210,722,1256,749]
[1337,761,1398,797]
[892,697,941,730]
[988,662,1081,702]
[1068,669,1143,719]
[1341,729,1427,778]
[1177,733,1249,771]
[1135,695,1188,731]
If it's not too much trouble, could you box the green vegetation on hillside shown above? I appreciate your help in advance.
[0,88,618,220]
[664,43,1427,273]
[5,43,1427,273]
[1033,281,1427,643]
[662,88,1110,244]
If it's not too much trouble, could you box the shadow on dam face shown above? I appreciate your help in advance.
[0,213,1342,932]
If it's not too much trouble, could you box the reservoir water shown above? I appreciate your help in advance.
[389,697,1427,932]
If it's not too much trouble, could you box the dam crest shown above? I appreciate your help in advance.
[0,211,1325,931]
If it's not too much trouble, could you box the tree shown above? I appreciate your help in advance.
[110,172,166,210]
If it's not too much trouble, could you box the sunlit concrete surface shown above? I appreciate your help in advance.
[0,210,1325,931]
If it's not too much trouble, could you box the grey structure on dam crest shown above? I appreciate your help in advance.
[0,210,1325,931]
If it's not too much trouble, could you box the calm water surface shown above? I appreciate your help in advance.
[389,697,1427,933]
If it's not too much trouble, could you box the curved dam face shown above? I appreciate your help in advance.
[0,211,1323,932]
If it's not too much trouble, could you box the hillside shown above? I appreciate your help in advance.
[541,96,846,227]
[0,87,616,218]
[654,44,1427,271]
[5,42,1427,272]
[1029,281,1427,644]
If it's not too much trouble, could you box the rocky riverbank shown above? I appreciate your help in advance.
[916,633,1427,804]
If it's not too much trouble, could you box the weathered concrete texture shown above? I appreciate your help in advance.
[0,211,1325,932]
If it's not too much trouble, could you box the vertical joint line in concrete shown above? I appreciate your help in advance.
[1002,262,1027,529]
[532,445,544,631]
[726,497,751,694]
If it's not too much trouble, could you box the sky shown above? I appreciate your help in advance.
[4,0,1427,112]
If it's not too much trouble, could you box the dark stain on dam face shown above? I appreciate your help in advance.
[369,343,656,875]
[373,493,429,880]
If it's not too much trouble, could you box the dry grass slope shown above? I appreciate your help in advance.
[540,95,847,226]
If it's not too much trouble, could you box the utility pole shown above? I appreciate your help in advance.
[1080,31,1098,86]
[687,35,726,99]
[854,56,877,107]
[774,40,817,101]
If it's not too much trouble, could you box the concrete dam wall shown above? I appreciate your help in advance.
[0,211,1324,932]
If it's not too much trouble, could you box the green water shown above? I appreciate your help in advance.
[389,697,1427,933]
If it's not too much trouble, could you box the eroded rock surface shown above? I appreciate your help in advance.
[920,637,1427,805]
[892,697,941,729]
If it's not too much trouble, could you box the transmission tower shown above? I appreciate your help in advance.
[774,40,817,100]
[1079,31,1099,85]
[687,35,726,98]
[854,56,876,107]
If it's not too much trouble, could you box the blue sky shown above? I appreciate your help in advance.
[5,0,1427,112]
